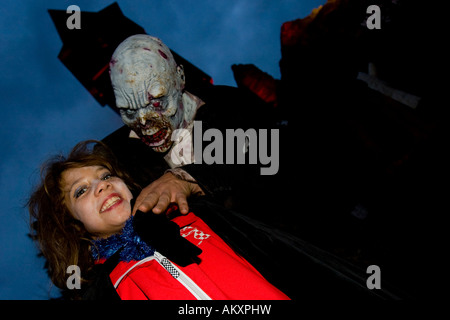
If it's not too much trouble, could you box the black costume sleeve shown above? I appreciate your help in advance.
[179,85,280,209]
[133,209,202,266]
[188,197,409,300]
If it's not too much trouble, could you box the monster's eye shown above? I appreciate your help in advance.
[120,109,137,119]
[150,96,167,111]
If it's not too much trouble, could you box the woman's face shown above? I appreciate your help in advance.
[61,165,133,238]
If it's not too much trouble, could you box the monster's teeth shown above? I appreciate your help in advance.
[142,128,159,136]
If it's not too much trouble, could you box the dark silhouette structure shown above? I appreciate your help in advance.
[49,2,213,115]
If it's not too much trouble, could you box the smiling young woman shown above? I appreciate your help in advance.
[28,140,140,291]
[61,165,133,238]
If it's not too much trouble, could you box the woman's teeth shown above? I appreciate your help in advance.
[100,196,121,213]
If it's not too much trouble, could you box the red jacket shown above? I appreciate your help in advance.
[107,212,290,300]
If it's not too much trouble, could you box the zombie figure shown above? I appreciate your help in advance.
[103,34,273,215]
[110,35,204,161]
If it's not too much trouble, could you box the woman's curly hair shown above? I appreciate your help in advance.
[28,140,140,296]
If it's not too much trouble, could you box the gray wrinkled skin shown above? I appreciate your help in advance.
[110,34,200,153]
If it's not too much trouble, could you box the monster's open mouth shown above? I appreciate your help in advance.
[140,128,169,147]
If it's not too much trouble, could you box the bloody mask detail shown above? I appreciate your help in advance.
[110,35,192,153]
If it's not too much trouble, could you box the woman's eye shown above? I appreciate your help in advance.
[101,173,112,181]
[75,187,87,199]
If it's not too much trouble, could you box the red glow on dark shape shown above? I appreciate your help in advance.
[92,63,109,81]
[281,20,305,47]
[233,65,277,106]
[244,75,277,106]
[89,87,98,95]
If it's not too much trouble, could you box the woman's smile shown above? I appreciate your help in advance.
[100,193,123,213]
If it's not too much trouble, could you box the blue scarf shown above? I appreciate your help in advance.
[91,216,155,262]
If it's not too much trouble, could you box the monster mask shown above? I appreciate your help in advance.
[110,34,198,153]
